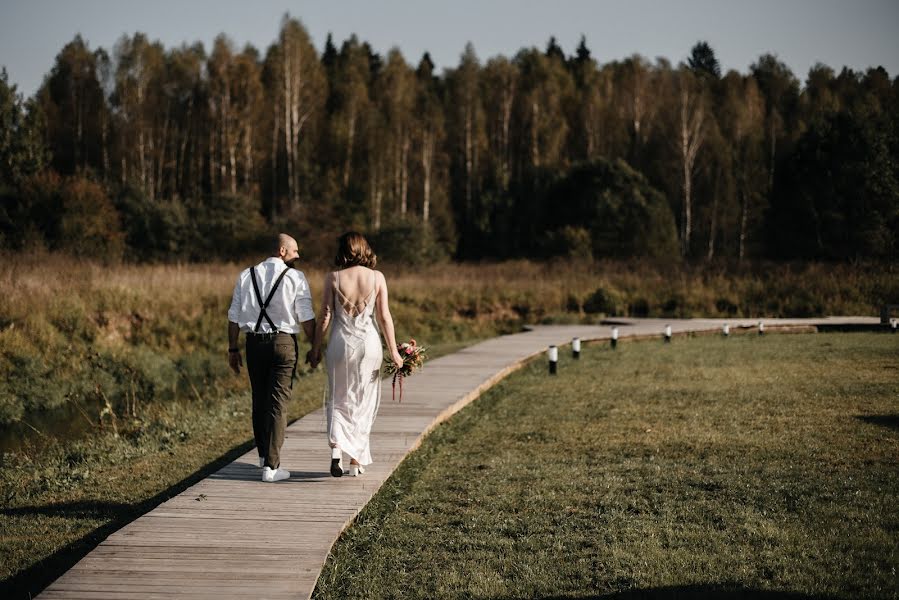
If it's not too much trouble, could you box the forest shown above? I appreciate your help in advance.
[0,15,897,264]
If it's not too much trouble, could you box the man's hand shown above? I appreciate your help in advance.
[228,350,243,374]
[306,349,321,369]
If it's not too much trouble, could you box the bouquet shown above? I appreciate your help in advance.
[383,338,427,402]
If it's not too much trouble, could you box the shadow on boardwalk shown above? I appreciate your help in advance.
[209,461,331,481]
[0,437,256,600]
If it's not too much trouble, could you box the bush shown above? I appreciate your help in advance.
[58,176,125,261]
[540,226,593,261]
[115,186,190,261]
[583,286,625,315]
[191,194,269,260]
[628,297,650,317]
[369,219,449,267]
[541,158,680,260]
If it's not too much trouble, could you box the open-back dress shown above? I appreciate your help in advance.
[325,269,383,466]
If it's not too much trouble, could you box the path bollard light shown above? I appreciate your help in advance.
[548,345,558,375]
[723,323,730,337]
[572,337,581,359]
[664,325,672,343]
[892,319,897,333]
[611,327,619,349]
[759,321,765,336]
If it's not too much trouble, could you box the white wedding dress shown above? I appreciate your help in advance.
[325,269,383,466]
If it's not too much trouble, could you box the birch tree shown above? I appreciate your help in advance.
[675,68,706,256]
[276,16,326,209]
[415,53,445,223]
[482,56,517,190]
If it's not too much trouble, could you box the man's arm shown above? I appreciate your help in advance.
[228,321,243,374]
[292,271,316,363]
[301,318,315,343]
[227,272,245,375]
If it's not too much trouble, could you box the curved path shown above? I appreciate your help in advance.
[37,317,879,599]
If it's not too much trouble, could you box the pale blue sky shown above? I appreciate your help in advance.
[1,0,897,98]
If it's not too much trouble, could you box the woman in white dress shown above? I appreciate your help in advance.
[310,232,403,477]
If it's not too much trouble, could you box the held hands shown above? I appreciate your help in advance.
[228,350,243,374]
[306,348,322,369]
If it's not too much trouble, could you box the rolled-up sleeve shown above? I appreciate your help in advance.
[292,270,315,323]
[228,272,244,323]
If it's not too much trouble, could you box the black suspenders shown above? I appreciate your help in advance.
[250,266,291,333]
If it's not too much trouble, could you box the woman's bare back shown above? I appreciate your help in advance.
[334,266,378,316]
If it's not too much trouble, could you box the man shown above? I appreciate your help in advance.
[228,233,315,482]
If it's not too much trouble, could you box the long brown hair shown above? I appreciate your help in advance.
[334,231,377,269]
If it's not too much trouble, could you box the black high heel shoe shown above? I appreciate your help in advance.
[330,447,344,477]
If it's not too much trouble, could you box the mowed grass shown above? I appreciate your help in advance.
[314,332,899,599]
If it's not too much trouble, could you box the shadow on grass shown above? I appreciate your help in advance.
[0,500,130,519]
[856,414,899,431]
[490,586,835,599]
[0,437,256,600]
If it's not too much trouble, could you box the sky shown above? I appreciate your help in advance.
[1,0,898,98]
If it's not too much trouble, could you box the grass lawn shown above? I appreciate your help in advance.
[314,332,899,599]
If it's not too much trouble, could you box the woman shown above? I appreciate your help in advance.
[311,232,403,477]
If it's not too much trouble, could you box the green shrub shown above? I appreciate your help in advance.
[370,219,449,267]
[583,286,624,315]
[541,159,680,260]
[540,226,593,261]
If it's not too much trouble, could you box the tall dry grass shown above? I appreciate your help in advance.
[0,253,894,425]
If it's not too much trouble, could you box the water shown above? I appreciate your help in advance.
[0,402,104,453]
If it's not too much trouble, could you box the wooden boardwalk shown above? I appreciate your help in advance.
[37,317,880,599]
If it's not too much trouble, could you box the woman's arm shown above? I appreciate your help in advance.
[375,271,404,369]
[310,272,334,366]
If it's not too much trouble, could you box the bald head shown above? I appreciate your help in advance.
[275,233,299,264]
[276,233,298,254]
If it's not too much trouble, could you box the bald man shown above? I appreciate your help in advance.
[228,233,316,482]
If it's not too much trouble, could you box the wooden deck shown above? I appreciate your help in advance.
[36,317,880,599]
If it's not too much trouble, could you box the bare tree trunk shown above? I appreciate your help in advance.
[271,96,280,219]
[283,51,295,208]
[371,174,382,232]
[243,124,253,191]
[208,127,215,195]
[585,104,595,160]
[531,100,540,167]
[147,136,156,201]
[682,159,692,255]
[500,84,513,188]
[678,84,704,257]
[464,103,473,220]
[157,102,170,200]
[400,133,409,215]
[342,108,356,190]
[739,188,749,262]
[421,127,433,223]
[137,80,147,193]
[768,119,776,192]
[74,84,83,167]
[707,169,720,261]
[101,111,109,182]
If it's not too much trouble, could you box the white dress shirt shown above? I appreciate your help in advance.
[228,257,315,333]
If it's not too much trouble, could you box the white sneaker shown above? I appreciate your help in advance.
[349,464,365,477]
[262,467,290,482]
[258,456,265,468]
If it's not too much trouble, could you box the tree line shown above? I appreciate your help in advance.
[1,15,897,263]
